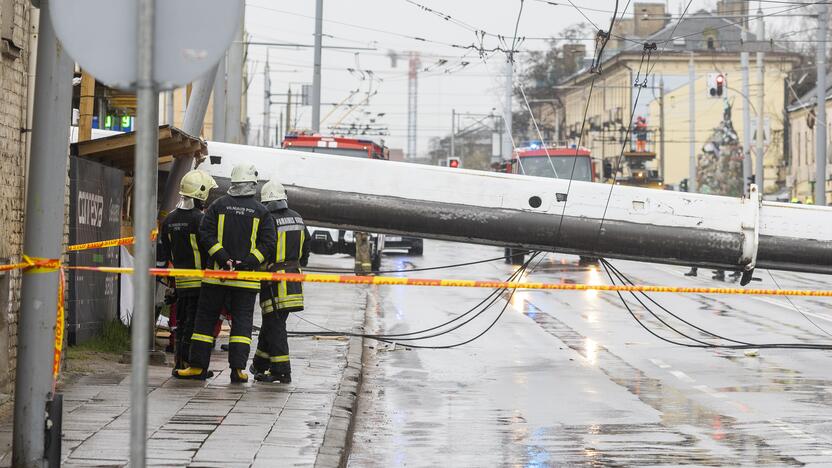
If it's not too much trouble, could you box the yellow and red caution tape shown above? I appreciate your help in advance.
[63,266,832,298]
[66,229,157,252]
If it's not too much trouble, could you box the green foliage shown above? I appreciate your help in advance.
[69,319,131,355]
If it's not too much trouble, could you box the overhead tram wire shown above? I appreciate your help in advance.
[766,270,832,338]
[303,250,532,274]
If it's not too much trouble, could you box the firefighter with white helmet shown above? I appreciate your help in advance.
[157,170,217,371]
[174,163,276,382]
[251,179,310,383]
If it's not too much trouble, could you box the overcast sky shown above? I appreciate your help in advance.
[243,0,730,155]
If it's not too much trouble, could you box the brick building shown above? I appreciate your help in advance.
[0,0,33,399]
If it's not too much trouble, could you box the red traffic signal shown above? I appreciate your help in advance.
[447,157,460,168]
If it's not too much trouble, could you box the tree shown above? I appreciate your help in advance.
[512,23,593,143]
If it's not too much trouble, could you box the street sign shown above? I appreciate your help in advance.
[50,0,243,90]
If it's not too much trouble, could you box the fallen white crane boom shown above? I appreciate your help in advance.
[200,143,832,275]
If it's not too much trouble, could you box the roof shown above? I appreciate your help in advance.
[70,125,207,174]
[562,10,793,83]
[787,80,832,113]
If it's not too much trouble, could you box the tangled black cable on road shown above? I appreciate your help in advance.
[288,252,542,349]
[600,258,832,351]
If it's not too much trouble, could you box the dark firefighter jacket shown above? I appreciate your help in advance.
[199,194,276,290]
[157,207,207,292]
[260,207,311,313]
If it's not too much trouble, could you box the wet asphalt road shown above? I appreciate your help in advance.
[340,239,832,467]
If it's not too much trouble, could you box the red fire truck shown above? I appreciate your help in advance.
[502,145,595,181]
[500,144,598,265]
[281,134,423,268]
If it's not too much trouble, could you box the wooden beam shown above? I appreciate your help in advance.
[78,71,96,142]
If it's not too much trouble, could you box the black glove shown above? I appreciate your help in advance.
[212,248,232,268]
[237,254,261,271]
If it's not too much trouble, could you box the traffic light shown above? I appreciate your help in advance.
[447,157,460,168]
[707,73,725,97]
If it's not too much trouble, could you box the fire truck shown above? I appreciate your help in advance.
[499,144,598,265]
[281,134,423,268]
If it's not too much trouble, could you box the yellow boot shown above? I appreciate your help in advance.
[172,367,213,380]
[230,368,248,383]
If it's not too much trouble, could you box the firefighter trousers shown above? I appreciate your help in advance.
[189,283,256,369]
[253,308,290,374]
[174,290,200,368]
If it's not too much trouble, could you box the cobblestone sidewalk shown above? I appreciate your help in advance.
[0,283,367,467]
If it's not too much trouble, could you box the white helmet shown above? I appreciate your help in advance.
[261,180,288,202]
[179,170,217,201]
[230,163,258,183]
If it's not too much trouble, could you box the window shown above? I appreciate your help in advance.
[1,0,23,58]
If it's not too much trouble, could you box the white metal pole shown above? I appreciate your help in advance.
[816,2,828,205]
[12,0,74,465]
[226,9,245,144]
[263,54,271,147]
[311,0,323,132]
[741,25,752,196]
[450,109,455,159]
[212,55,227,142]
[502,60,513,160]
[131,0,159,465]
[755,7,765,191]
[689,52,697,192]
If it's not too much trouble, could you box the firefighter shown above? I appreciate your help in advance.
[156,170,217,370]
[251,180,310,384]
[174,164,276,382]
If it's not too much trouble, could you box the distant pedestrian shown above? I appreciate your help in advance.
[156,170,217,370]
[251,180,310,384]
[174,164,276,383]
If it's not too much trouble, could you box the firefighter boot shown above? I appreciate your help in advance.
[254,370,291,384]
[230,368,249,383]
[684,267,698,277]
[712,270,726,281]
[172,367,214,380]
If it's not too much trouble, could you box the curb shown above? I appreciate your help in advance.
[314,290,370,468]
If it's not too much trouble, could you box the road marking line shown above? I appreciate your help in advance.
[670,370,695,383]
[649,358,671,369]
[693,384,726,399]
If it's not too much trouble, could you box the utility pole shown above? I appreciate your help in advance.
[13,0,74,465]
[226,8,245,144]
[816,2,828,206]
[286,87,292,135]
[659,77,666,181]
[688,52,697,192]
[407,52,420,159]
[158,67,219,218]
[166,91,175,125]
[741,24,753,196]
[502,60,514,160]
[755,6,765,192]
[213,55,227,142]
[311,0,323,132]
[132,0,159,465]
[450,109,456,160]
[263,53,271,147]
[78,70,95,141]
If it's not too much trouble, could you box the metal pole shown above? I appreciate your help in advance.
[688,52,697,192]
[450,109,455,159]
[311,0,323,132]
[13,0,73,465]
[166,91,175,126]
[741,25,752,196]
[816,2,828,205]
[659,77,665,181]
[263,53,271,146]
[212,55,227,142]
[286,87,292,134]
[226,8,245,144]
[502,60,513,159]
[131,0,159,465]
[158,66,218,218]
[755,7,765,192]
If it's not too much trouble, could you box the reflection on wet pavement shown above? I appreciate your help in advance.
[348,241,832,466]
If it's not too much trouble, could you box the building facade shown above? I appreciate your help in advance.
[0,0,33,398]
[560,8,800,193]
[787,86,832,204]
